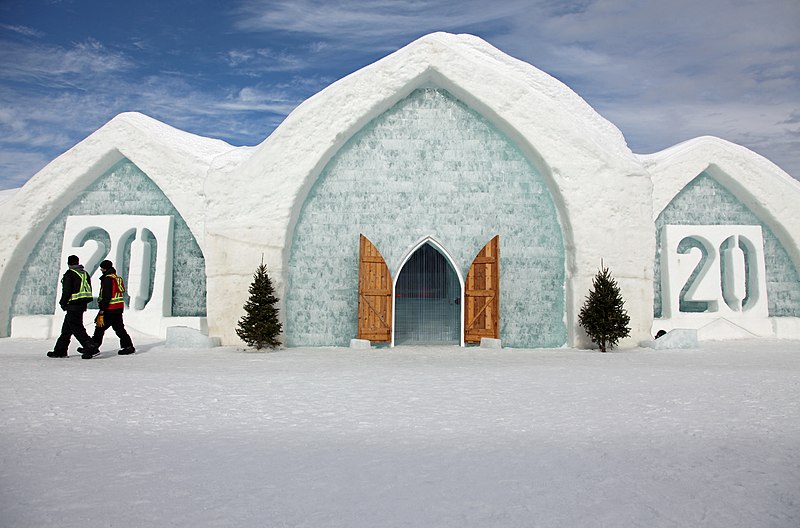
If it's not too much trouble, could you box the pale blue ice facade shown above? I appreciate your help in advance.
[286,89,566,347]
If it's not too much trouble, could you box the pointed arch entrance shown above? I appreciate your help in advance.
[394,239,462,346]
[355,235,501,347]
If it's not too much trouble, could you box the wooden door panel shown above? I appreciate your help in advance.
[357,234,392,342]
[464,235,500,343]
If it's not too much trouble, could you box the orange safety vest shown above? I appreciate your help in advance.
[104,273,126,310]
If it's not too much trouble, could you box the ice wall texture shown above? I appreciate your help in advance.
[10,159,207,325]
[654,172,800,317]
[286,88,565,347]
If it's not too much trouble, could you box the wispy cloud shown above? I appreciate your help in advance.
[222,47,307,73]
[0,20,319,188]
[224,0,800,177]
[0,148,50,189]
[780,111,800,125]
[233,0,528,43]
[0,0,798,189]
[216,86,300,113]
[482,0,800,176]
[0,38,134,87]
[0,23,45,38]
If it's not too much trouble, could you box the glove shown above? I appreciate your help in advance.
[60,303,67,312]
[95,313,105,328]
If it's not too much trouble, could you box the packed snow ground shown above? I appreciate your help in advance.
[1,338,799,528]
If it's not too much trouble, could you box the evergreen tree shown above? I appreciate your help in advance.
[578,264,631,352]
[236,262,282,349]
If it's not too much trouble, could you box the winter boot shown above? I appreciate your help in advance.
[118,346,136,355]
[81,344,101,359]
[78,341,100,354]
[47,351,68,358]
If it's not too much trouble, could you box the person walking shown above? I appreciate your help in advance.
[88,260,135,355]
[47,255,99,359]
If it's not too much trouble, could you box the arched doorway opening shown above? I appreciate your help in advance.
[394,241,461,345]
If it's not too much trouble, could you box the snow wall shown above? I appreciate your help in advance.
[0,32,798,347]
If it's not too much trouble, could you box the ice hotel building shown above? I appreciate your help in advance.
[1,32,799,348]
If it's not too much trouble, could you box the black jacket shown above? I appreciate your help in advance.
[59,264,91,311]
[97,266,124,312]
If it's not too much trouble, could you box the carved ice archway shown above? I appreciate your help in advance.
[392,236,465,347]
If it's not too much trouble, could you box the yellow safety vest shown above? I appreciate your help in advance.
[69,269,93,302]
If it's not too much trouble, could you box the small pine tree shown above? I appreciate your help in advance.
[578,264,631,352]
[236,262,282,349]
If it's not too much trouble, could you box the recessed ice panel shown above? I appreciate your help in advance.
[661,224,768,320]
[54,215,174,338]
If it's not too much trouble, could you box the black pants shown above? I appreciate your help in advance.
[92,311,133,349]
[54,308,93,354]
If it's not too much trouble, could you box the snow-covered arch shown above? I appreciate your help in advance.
[642,136,800,267]
[205,32,653,346]
[641,136,800,338]
[0,113,234,337]
[282,85,569,347]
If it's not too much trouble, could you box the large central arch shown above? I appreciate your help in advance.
[207,33,658,346]
[285,87,566,347]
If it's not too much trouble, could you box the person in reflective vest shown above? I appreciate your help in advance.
[47,255,100,358]
[90,259,135,355]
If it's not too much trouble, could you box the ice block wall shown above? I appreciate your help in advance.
[654,172,800,317]
[10,159,207,327]
[286,88,565,347]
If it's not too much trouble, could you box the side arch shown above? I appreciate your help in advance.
[653,171,800,318]
[9,159,209,333]
[0,112,231,337]
[647,137,800,274]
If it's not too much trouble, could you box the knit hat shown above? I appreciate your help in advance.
[100,260,113,270]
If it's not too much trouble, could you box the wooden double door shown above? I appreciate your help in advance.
[357,235,499,344]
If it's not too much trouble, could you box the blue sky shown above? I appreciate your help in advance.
[1,0,798,190]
